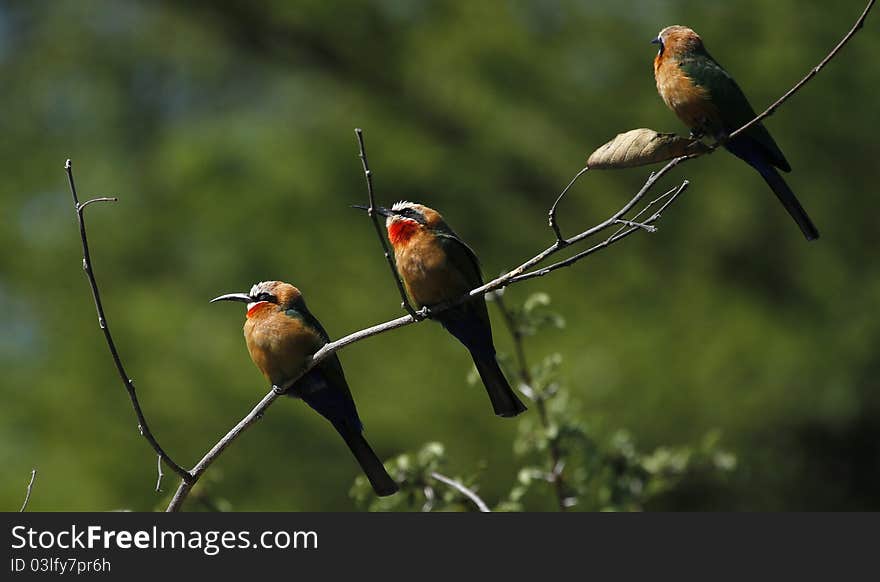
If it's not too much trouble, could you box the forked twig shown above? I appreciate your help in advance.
[65,160,192,483]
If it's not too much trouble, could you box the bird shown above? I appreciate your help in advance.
[211,280,398,497]
[354,201,527,418]
[652,25,819,241]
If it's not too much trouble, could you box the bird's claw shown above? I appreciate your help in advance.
[402,302,431,320]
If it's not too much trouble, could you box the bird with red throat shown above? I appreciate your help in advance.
[355,201,527,418]
[652,25,819,241]
[212,280,398,497]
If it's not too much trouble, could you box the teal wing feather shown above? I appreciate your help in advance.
[435,230,484,287]
[680,55,789,170]
[285,305,347,382]
[286,303,331,344]
[435,230,491,325]
[284,304,356,411]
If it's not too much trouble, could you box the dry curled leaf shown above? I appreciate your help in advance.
[587,128,709,169]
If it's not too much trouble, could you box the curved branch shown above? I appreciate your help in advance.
[166,389,283,511]
[65,160,193,484]
[20,468,37,512]
[548,166,590,242]
[429,472,490,512]
[724,0,875,144]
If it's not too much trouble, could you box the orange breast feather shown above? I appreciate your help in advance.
[655,55,718,131]
[394,231,469,307]
[244,310,323,386]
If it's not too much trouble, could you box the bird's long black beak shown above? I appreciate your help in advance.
[210,292,252,304]
[351,204,394,218]
[650,36,661,45]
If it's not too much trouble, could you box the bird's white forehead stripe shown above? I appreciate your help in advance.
[391,200,417,211]
[249,281,277,296]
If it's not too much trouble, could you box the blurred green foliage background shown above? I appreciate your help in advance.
[2,0,878,511]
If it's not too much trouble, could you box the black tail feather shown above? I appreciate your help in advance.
[754,159,820,241]
[472,352,527,418]
[338,428,398,497]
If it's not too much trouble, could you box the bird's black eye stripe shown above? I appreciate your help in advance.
[256,292,275,303]
[398,208,425,223]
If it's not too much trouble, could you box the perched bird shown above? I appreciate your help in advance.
[211,280,398,497]
[652,25,819,241]
[356,201,527,418]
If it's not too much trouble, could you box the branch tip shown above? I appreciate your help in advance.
[354,128,419,315]
[20,468,37,512]
[155,456,164,493]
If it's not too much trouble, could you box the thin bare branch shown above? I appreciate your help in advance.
[65,160,192,483]
[548,166,590,242]
[724,0,875,144]
[513,181,690,284]
[155,455,164,493]
[78,196,118,210]
[430,472,490,512]
[20,468,37,512]
[355,128,420,318]
[471,153,693,299]
[166,388,284,511]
